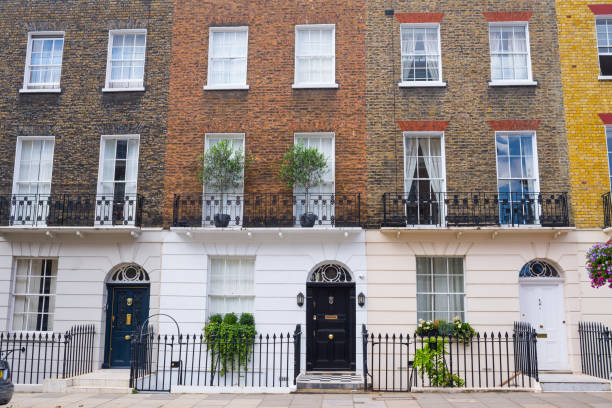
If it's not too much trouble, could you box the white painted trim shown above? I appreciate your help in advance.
[11,136,56,199]
[22,31,65,92]
[398,81,446,88]
[399,23,444,84]
[206,26,249,90]
[599,76,612,81]
[294,24,336,88]
[101,87,145,93]
[487,21,534,84]
[104,29,147,92]
[96,134,141,198]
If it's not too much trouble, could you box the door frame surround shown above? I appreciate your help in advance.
[306,279,357,372]
[519,263,568,371]
[102,263,151,369]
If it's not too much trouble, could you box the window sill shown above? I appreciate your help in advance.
[398,81,447,88]
[19,88,61,94]
[599,76,612,81]
[102,87,146,93]
[204,84,250,91]
[488,80,538,87]
[292,83,339,89]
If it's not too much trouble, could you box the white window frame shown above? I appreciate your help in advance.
[402,132,447,227]
[207,256,255,317]
[20,31,65,94]
[12,136,55,197]
[204,26,250,91]
[10,258,58,332]
[293,24,338,89]
[494,131,541,226]
[293,132,335,194]
[96,135,140,226]
[416,256,466,322]
[488,22,537,87]
[102,29,147,92]
[203,133,246,194]
[596,15,612,80]
[398,23,446,88]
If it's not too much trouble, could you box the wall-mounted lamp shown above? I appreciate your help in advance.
[297,292,305,307]
[358,292,366,308]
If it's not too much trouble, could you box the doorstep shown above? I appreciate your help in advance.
[538,373,611,392]
[297,372,364,391]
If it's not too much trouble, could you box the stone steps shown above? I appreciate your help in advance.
[539,373,611,392]
[66,385,133,394]
[297,373,364,391]
[43,369,132,394]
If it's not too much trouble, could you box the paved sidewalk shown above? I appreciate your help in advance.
[5,391,612,408]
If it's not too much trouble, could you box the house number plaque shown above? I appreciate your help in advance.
[126,313,132,325]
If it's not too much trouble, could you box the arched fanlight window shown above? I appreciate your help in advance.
[519,260,560,278]
[107,264,150,284]
[310,263,352,283]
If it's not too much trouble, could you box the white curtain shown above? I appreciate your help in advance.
[208,258,254,316]
[424,28,439,81]
[210,30,247,86]
[296,28,334,84]
[404,137,418,193]
[401,28,415,81]
[424,137,443,194]
[125,139,139,197]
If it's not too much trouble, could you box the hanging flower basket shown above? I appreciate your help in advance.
[586,241,612,288]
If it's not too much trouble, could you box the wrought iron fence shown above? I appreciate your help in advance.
[173,193,360,228]
[0,194,143,227]
[362,322,538,392]
[603,193,612,228]
[0,324,96,384]
[382,192,569,228]
[578,321,612,380]
[130,325,302,392]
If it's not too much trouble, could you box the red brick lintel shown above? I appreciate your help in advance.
[395,13,445,24]
[599,113,612,125]
[588,4,612,15]
[488,120,541,131]
[397,121,450,132]
[482,12,533,22]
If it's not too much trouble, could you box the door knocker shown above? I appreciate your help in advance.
[127,298,133,306]
[329,296,334,305]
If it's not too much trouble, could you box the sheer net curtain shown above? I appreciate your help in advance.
[401,27,440,82]
[28,37,63,89]
[208,257,255,316]
[295,28,334,84]
[490,25,528,81]
[109,33,146,89]
[12,259,56,331]
[416,257,465,322]
[210,30,248,86]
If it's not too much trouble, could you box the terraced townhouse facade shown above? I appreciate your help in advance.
[0,0,610,380]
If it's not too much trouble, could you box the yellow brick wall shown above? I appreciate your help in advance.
[556,0,612,228]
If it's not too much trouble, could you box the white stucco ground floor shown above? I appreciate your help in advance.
[0,227,610,376]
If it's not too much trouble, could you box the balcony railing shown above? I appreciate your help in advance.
[382,192,569,228]
[172,193,361,228]
[0,194,143,227]
[603,192,612,228]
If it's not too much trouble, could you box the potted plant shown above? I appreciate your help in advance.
[278,143,329,227]
[199,140,246,228]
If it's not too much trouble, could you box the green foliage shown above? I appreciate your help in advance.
[278,143,328,194]
[198,139,247,194]
[414,338,465,387]
[416,317,476,342]
[204,313,256,376]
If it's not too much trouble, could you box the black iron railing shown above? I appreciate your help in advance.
[173,193,360,228]
[0,194,143,227]
[603,193,612,228]
[0,324,96,384]
[579,321,612,380]
[130,325,302,392]
[383,192,569,227]
[362,322,538,392]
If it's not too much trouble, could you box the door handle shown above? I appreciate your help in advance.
[125,335,131,341]
[328,334,334,340]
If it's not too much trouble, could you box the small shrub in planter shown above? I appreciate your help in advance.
[586,241,612,288]
[416,317,476,343]
[278,143,329,227]
[198,140,249,228]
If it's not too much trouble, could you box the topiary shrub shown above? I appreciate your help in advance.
[204,312,256,376]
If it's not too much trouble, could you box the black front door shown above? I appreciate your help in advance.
[306,283,355,371]
[104,285,150,368]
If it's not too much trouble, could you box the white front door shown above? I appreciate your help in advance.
[519,280,568,370]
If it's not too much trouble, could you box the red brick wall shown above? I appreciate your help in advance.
[165,0,366,224]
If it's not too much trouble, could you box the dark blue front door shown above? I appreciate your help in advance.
[104,286,149,368]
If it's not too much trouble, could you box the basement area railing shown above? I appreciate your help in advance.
[362,322,539,392]
[578,321,612,380]
[382,192,569,228]
[0,324,96,384]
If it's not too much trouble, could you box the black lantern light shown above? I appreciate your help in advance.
[358,292,366,307]
[297,292,305,307]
